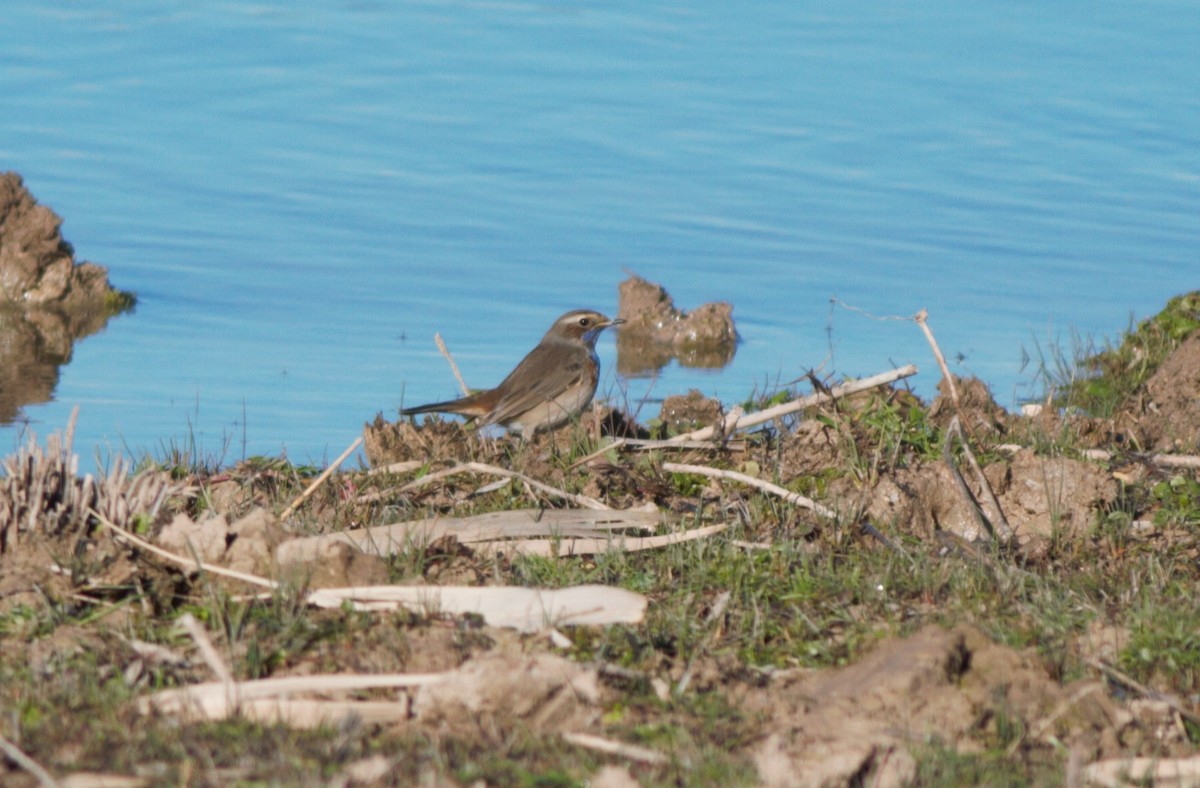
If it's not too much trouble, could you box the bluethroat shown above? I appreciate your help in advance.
[401,309,624,436]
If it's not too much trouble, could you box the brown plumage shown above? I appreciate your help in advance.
[401,309,623,436]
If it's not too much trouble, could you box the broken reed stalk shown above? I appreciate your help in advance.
[398,461,609,510]
[667,363,918,443]
[662,462,837,520]
[940,417,1013,543]
[1081,449,1200,469]
[90,508,278,590]
[914,308,959,409]
[178,612,235,687]
[0,732,59,788]
[279,436,363,521]
[434,331,472,397]
[561,732,668,766]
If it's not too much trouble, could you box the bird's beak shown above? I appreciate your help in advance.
[607,317,626,328]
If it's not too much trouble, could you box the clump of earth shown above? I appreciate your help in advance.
[615,272,737,375]
[0,171,135,422]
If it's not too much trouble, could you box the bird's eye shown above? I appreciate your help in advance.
[578,317,591,327]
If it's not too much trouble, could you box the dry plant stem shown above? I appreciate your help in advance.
[0,732,59,788]
[399,461,609,510]
[1087,658,1200,727]
[434,331,471,397]
[561,732,667,766]
[951,416,1012,540]
[1081,449,1200,469]
[279,436,363,521]
[667,364,919,443]
[914,308,959,408]
[364,460,426,477]
[941,417,1012,542]
[178,612,235,687]
[662,462,838,520]
[90,509,278,590]
[566,438,628,471]
[675,590,731,697]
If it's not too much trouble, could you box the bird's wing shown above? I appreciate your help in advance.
[482,342,588,427]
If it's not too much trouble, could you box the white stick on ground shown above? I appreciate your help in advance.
[279,436,363,521]
[435,331,472,397]
[561,732,668,765]
[662,462,838,520]
[666,364,918,443]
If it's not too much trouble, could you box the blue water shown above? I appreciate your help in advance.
[2,2,1197,469]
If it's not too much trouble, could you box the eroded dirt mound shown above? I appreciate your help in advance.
[616,273,737,374]
[747,624,1121,787]
[0,171,135,422]
[1118,331,1200,452]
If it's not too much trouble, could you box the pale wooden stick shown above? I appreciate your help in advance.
[675,590,731,697]
[944,416,1013,541]
[662,462,838,520]
[434,332,471,397]
[178,613,235,687]
[567,439,628,471]
[399,461,609,510]
[914,308,959,408]
[0,732,59,787]
[279,436,363,521]
[622,438,747,451]
[365,460,426,477]
[1081,449,1200,469]
[562,732,667,765]
[490,523,729,557]
[667,364,918,443]
[89,509,278,590]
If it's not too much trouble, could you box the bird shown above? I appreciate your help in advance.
[400,308,624,436]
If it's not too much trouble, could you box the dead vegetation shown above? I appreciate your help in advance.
[3,296,1200,786]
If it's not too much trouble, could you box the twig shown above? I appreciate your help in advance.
[0,733,59,787]
[89,509,278,590]
[950,416,1012,541]
[279,436,363,521]
[914,308,959,408]
[364,460,426,477]
[399,461,610,510]
[1087,658,1200,727]
[662,462,837,520]
[940,417,1012,542]
[434,332,471,397]
[1081,449,1200,469]
[562,732,667,765]
[667,364,918,443]
[622,438,746,451]
[675,590,731,697]
[178,613,235,687]
[567,439,628,471]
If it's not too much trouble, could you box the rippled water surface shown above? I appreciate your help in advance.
[1,2,1197,468]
